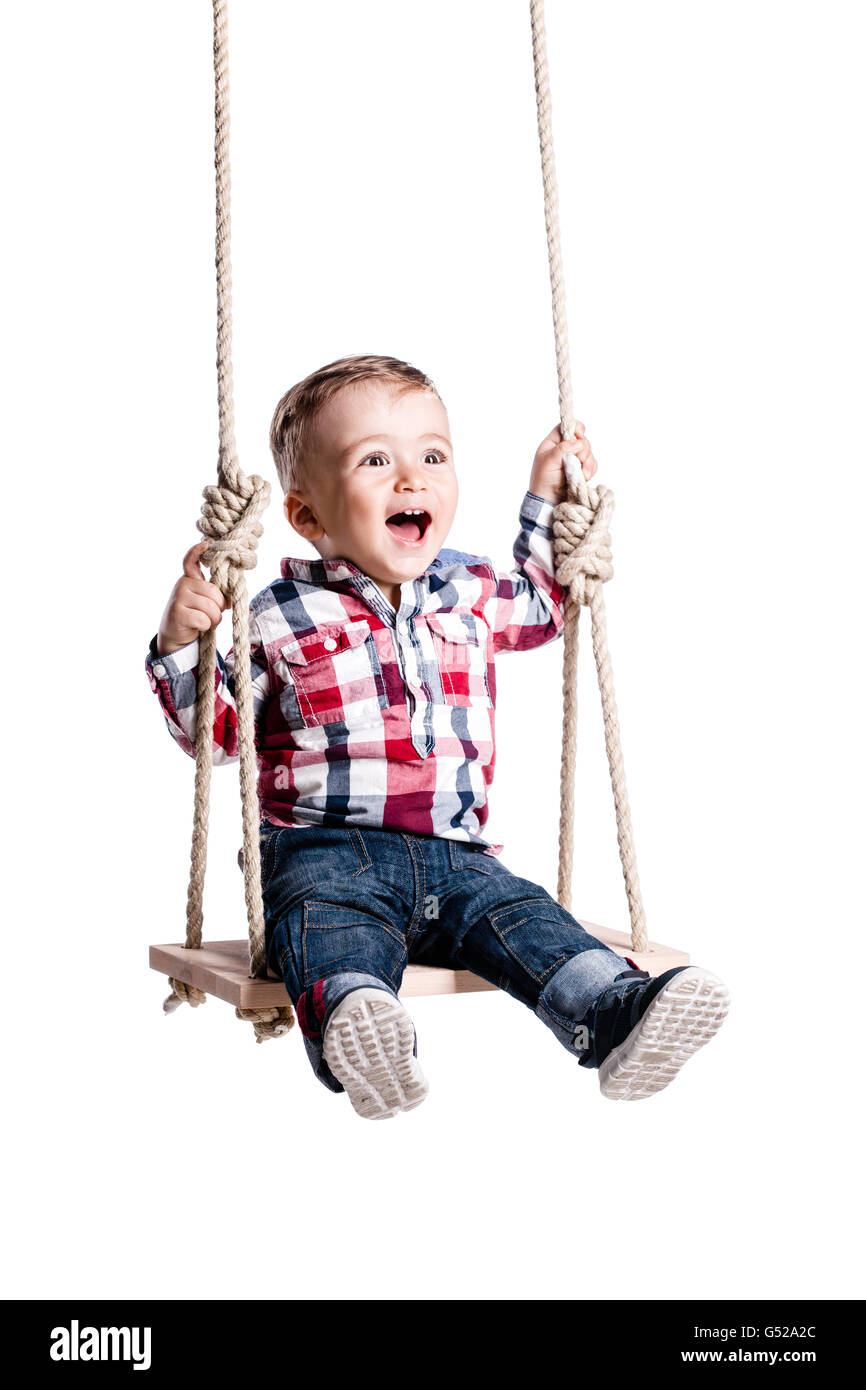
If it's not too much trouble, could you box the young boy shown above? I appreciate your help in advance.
[145,354,729,1119]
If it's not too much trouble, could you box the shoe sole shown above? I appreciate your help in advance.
[322,987,429,1120]
[598,967,730,1101]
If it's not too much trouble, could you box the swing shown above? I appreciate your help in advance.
[150,0,689,1043]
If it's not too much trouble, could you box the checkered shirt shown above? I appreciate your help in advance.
[145,491,565,853]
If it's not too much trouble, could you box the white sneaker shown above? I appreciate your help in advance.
[594,965,730,1101]
[322,987,429,1120]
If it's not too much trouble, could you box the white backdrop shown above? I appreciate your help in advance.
[2,0,863,1300]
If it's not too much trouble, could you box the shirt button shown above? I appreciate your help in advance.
[153,664,166,679]
[323,638,338,651]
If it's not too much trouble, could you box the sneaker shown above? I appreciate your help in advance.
[579,965,730,1101]
[322,987,429,1120]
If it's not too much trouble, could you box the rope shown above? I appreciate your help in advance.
[235,1005,296,1044]
[163,0,294,1036]
[529,0,647,951]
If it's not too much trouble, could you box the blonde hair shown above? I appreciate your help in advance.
[269,354,443,496]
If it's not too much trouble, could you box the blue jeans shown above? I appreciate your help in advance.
[259,823,637,1093]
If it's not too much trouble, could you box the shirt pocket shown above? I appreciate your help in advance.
[276,619,388,734]
[422,611,492,708]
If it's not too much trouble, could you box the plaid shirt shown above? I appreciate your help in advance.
[145,490,565,854]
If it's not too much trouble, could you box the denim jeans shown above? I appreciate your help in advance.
[259,823,637,1093]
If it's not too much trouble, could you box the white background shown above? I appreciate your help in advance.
[2,0,863,1301]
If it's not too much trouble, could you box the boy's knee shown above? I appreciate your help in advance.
[266,896,405,1003]
[297,901,406,992]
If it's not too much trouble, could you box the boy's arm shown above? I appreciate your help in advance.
[483,422,598,654]
[482,489,567,654]
[144,613,272,762]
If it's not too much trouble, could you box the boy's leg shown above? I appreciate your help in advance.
[261,824,425,1109]
[434,840,729,1094]
[433,839,638,1063]
[266,898,413,1095]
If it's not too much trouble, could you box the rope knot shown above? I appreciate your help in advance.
[197,464,271,598]
[235,1004,296,1043]
[163,977,208,1014]
[553,466,615,605]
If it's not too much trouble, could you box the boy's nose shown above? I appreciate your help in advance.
[394,464,426,490]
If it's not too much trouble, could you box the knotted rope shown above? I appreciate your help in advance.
[530,0,647,951]
[163,0,295,1037]
[234,1004,295,1044]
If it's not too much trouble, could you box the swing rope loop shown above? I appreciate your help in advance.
[530,0,647,951]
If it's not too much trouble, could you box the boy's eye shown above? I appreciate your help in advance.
[359,450,448,467]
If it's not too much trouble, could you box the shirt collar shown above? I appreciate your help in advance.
[279,552,450,585]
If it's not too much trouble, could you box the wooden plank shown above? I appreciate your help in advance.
[150,923,688,1009]
[396,964,497,997]
[149,940,494,1007]
[592,925,690,978]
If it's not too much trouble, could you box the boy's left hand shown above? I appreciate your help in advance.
[529,421,598,505]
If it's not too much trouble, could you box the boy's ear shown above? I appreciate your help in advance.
[284,491,324,540]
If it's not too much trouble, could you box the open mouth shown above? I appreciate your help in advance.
[385,508,433,546]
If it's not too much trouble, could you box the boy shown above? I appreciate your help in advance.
[145,354,729,1119]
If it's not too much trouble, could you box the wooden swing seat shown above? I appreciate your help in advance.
[150,924,689,1009]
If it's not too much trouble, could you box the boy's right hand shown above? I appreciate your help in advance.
[156,541,231,657]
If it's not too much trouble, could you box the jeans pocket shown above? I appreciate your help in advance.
[486,897,574,988]
[260,826,367,919]
[301,900,407,990]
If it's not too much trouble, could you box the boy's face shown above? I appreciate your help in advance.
[284,380,458,610]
